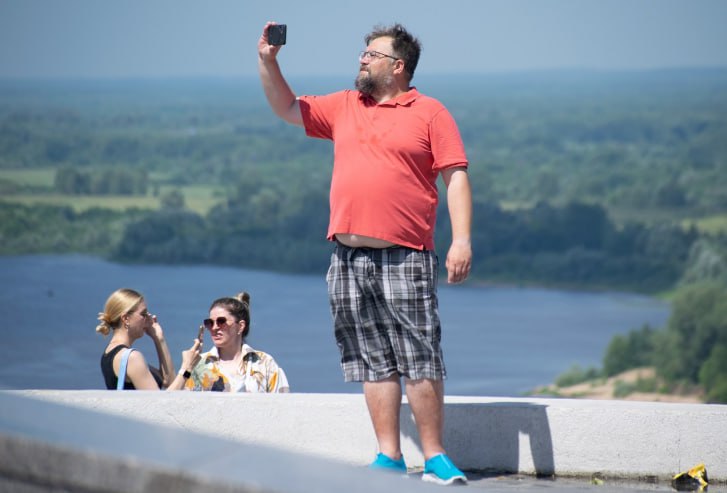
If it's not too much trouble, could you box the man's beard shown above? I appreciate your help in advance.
[355,70,393,96]
[355,71,376,95]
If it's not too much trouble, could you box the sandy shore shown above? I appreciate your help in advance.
[532,367,704,403]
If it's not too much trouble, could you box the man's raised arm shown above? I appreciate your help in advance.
[257,22,304,127]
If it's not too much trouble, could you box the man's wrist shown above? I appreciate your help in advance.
[451,237,471,247]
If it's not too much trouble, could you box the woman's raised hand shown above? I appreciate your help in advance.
[181,337,202,371]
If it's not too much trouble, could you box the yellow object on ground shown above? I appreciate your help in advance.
[672,463,708,491]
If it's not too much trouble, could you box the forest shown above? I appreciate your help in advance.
[1,70,726,400]
[2,71,726,290]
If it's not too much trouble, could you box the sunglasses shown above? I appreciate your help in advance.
[203,316,231,330]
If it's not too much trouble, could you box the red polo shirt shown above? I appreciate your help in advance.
[299,88,468,250]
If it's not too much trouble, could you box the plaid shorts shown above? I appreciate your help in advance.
[326,243,446,382]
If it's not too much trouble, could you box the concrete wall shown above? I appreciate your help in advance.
[0,391,444,493]
[2,390,726,490]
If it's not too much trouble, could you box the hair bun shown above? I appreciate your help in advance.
[95,312,111,336]
[235,291,250,306]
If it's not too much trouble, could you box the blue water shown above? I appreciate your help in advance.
[0,255,670,396]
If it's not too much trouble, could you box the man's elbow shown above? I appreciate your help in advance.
[278,104,304,127]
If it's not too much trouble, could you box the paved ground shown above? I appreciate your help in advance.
[407,472,726,492]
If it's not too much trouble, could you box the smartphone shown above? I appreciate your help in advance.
[268,24,287,46]
[197,325,204,343]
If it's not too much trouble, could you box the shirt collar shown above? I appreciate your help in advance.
[359,87,420,107]
[206,343,256,361]
[240,343,256,358]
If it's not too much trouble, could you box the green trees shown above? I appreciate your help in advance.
[449,199,694,291]
[653,282,727,387]
[599,281,727,403]
[54,167,147,195]
[602,325,657,377]
[115,210,209,263]
[0,202,132,254]
[97,195,699,291]
[54,167,90,195]
[160,189,186,210]
[2,72,726,293]
[699,344,727,403]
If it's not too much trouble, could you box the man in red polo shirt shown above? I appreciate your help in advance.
[258,22,472,486]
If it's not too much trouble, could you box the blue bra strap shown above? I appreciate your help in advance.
[116,348,135,390]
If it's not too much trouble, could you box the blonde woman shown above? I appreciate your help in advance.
[186,292,289,392]
[97,288,201,390]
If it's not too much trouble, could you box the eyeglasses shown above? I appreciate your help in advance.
[138,310,151,319]
[359,50,398,62]
[203,316,230,330]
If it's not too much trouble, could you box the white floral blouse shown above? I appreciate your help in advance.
[185,344,290,393]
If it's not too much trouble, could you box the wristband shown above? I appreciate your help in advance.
[178,369,191,379]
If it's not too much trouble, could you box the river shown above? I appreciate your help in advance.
[0,255,670,396]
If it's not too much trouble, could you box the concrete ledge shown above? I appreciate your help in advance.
[0,391,444,493]
[2,390,726,486]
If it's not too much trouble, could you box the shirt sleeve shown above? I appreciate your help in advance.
[299,90,349,141]
[266,359,290,393]
[430,107,468,171]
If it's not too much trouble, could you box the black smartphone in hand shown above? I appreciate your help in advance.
[268,24,287,46]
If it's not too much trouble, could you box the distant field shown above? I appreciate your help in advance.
[0,168,223,214]
[3,169,726,234]
[0,168,55,187]
[614,207,727,234]
[0,185,223,215]
[171,184,225,214]
[499,200,535,211]
[682,214,727,235]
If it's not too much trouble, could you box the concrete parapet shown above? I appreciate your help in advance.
[1,390,725,490]
[0,391,443,493]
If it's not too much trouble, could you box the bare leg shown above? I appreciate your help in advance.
[364,374,403,460]
[405,378,446,460]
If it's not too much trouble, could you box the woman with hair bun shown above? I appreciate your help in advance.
[186,291,289,392]
[97,288,201,390]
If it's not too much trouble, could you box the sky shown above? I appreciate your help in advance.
[1,0,726,79]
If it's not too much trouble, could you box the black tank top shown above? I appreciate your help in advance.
[100,345,163,390]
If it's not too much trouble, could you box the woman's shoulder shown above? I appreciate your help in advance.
[126,348,148,364]
[242,344,281,366]
[102,344,129,358]
[242,343,266,358]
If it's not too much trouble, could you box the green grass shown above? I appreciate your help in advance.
[0,168,224,215]
[499,200,536,211]
[166,184,225,214]
[612,377,658,398]
[0,185,223,215]
[601,204,727,235]
[554,364,601,387]
[0,168,56,188]
[1,194,160,211]
[681,214,727,235]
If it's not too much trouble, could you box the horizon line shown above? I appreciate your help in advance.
[2,65,727,83]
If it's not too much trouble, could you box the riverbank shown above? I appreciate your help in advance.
[531,367,704,403]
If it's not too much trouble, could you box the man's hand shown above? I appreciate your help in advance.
[258,22,284,61]
[445,239,472,283]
